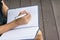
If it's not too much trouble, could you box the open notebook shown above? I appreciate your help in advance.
[0,6,39,40]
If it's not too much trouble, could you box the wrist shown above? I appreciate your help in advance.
[14,19,20,26]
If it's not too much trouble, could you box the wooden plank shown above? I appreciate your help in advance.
[31,0,44,40]
[21,0,31,7]
[4,0,11,8]
[9,0,20,9]
[5,0,21,9]
[41,0,58,40]
[52,0,60,40]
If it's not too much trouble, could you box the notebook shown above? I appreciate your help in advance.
[0,6,39,40]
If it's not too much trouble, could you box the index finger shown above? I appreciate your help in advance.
[18,10,30,16]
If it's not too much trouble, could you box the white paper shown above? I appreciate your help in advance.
[0,27,39,40]
[0,6,39,40]
[7,6,39,29]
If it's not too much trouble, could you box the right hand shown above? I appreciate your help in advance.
[15,10,31,25]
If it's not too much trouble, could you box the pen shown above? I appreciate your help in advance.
[15,14,26,19]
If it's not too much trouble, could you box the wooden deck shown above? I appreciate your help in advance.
[4,0,60,40]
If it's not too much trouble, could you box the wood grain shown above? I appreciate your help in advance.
[52,0,60,40]
[5,0,20,9]
[20,0,31,7]
[41,0,58,40]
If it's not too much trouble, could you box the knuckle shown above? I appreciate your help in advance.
[24,18,28,24]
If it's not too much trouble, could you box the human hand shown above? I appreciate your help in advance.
[15,10,31,25]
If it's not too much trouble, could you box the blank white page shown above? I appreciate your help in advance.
[0,27,39,40]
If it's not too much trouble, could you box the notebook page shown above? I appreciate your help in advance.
[0,27,39,40]
[7,6,39,29]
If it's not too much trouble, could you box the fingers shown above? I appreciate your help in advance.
[25,14,31,22]
[17,10,31,24]
[18,10,30,16]
[22,10,31,19]
[24,11,31,22]
[18,10,31,21]
[18,10,26,16]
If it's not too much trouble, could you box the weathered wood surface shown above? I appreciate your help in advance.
[41,0,58,40]
[52,0,60,40]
